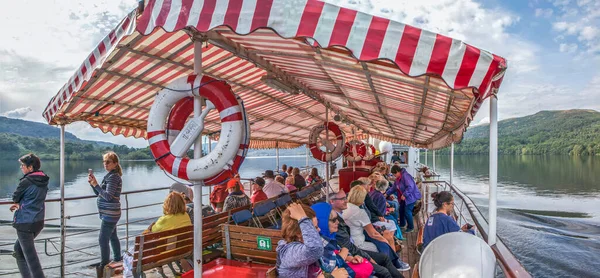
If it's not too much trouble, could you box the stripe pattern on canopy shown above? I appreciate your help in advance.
[43,0,507,150]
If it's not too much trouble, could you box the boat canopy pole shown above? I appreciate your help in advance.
[193,39,203,278]
[208,137,212,196]
[489,95,498,245]
[325,107,330,202]
[306,145,309,169]
[425,149,428,166]
[276,141,280,172]
[450,143,454,186]
[433,150,436,173]
[60,125,66,277]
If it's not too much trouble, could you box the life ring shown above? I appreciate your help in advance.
[344,140,366,162]
[165,95,250,184]
[308,122,345,162]
[147,74,245,182]
[363,143,377,161]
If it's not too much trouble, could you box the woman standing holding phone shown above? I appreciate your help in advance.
[88,151,123,277]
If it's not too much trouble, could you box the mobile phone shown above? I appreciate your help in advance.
[88,169,93,175]
[466,223,473,229]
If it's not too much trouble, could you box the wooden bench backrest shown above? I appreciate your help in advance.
[133,225,194,270]
[222,224,282,265]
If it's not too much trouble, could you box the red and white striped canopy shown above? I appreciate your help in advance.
[43,0,507,149]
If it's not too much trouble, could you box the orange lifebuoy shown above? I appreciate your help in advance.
[308,122,345,162]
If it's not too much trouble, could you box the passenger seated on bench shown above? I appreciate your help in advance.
[280,164,289,179]
[351,179,395,236]
[285,176,298,192]
[275,175,285,184]
[170,182,215,223]
[423,191,475,249]
[345,186,411,272]
[329,191,405,278]
[276,203,332,278]
[223,180,251,212]
[263,170,288,198]
[145,192,192,234]
[370,180,403,241]
[293,167,307,190]
[210,178,231,213]
[312,202,374,278]
[306,167,323,186]
[251,177,268,204]
[343,186,394,253]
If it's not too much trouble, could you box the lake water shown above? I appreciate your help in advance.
[428,155,600,278]
[0,155,599,277]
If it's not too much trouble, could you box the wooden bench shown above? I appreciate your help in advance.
[221,223,282,265]
[104,206,252,277]
[127,225,194,278]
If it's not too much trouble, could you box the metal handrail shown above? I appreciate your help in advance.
[421,180,531,278]
[0,183,216,276]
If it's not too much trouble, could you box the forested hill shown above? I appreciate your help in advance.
[441,109,600,155]
[0,116,149,160]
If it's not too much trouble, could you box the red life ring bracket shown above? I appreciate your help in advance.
[308,122,345,162]
[147,75,248,183]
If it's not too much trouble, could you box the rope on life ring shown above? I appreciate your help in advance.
[308,122,345,162]
[147,74,246,183]
[165,95,250,185]
[363,143,377,161]
[344,140,366,162]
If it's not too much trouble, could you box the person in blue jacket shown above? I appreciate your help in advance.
[423,191,475,249]
[11,153,48,278]
[386,166,421,233]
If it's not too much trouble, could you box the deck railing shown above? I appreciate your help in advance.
[420,180,531,278]
[0,162,324,276]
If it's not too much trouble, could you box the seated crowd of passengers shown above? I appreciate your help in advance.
[9,153,472,278]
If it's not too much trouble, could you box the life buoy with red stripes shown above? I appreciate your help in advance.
[165,95,250,184]
[363,143,377,161]
[344,140,366,162]
[308,122,345,162]
[147,74,246,183]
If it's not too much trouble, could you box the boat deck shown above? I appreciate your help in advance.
[400,221,420,278]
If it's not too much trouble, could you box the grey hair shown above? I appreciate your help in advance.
[357,177,371,185]
[375,180,388,192]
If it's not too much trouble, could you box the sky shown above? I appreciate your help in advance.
[0,0,599,148]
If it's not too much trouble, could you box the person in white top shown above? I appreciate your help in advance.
[342,186,396,253]
[262,170,288,198]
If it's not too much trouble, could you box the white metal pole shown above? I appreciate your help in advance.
[208,137,212,196]
[306,145,309,169]
[193,39,203,278]
[325,108,330,202]
[433,150,436,172]
[450,143,454,186]
[276,141,280,172]
[59,125,66,277]
[425,149,428,166]
[489,96,498,245]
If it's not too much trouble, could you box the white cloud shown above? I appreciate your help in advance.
[559,43,578,53]
[553,0,571,6]
[551,0,600,56]
[535,8,554,18]
[576,0,591,7]
[2,107,32,118]
[553,21,578,34]
[579,26,598,41]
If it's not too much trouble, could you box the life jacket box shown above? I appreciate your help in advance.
[338,166,371,193]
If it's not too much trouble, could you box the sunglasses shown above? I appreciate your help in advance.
[329,217,339,223]
[331,196,347,201]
